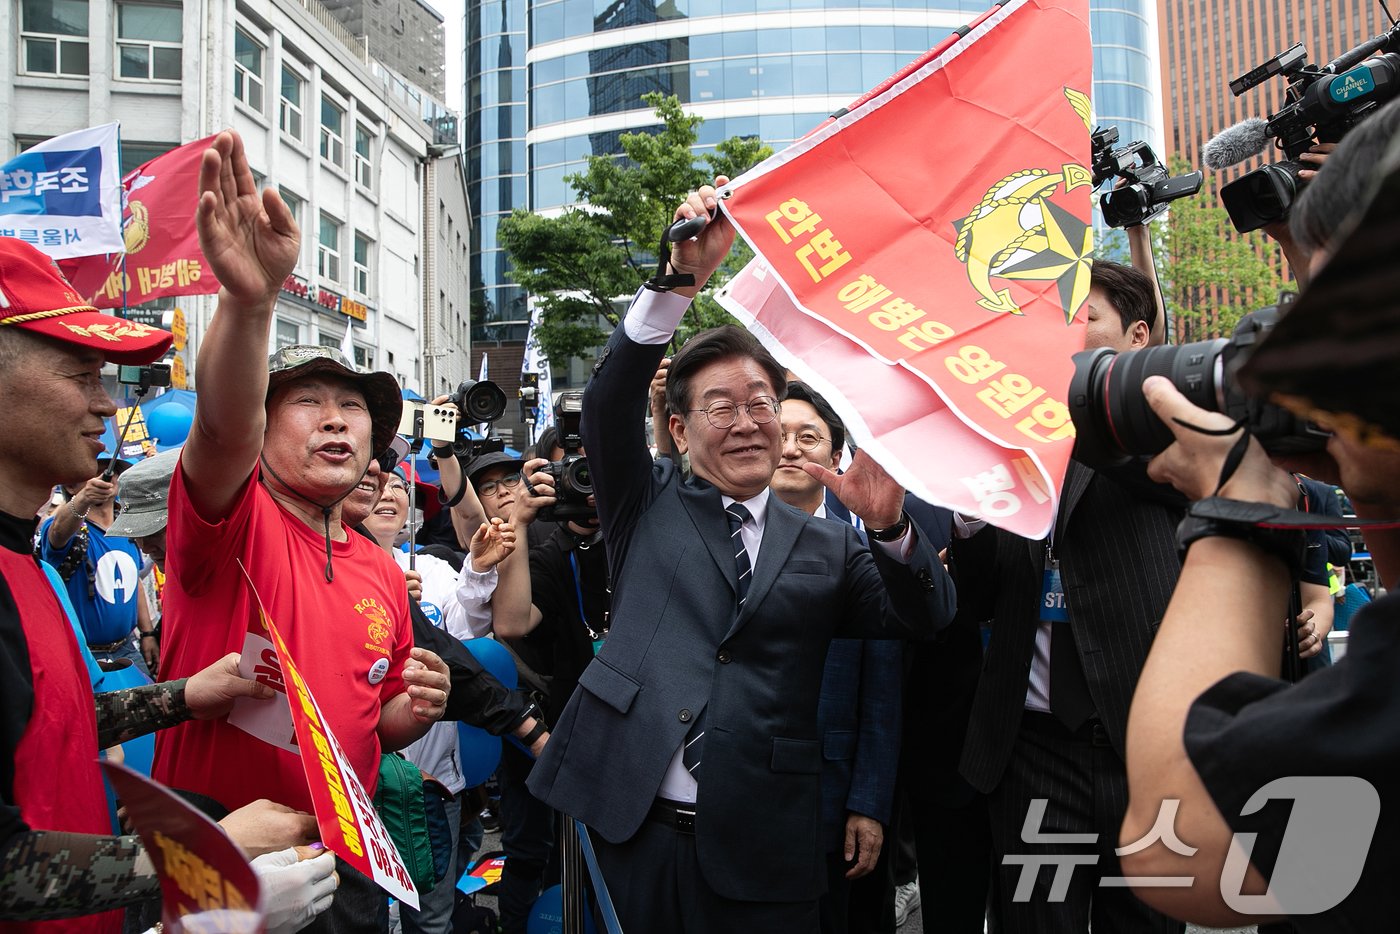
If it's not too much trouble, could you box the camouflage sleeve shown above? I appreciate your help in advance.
[0,829,158,919]
[93,678,192,749]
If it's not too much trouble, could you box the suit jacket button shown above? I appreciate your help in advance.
[678,708,692,723]
[717,650,732,664]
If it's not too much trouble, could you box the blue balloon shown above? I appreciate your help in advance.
[145,403,194,449]
[463,637,518,690]
[456,637,519,787]
[528,885,597,934]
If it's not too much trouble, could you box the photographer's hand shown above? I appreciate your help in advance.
[1142,376,1297,507]
[509,458,556,528]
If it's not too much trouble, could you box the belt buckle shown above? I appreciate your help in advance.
[674,805,696,834]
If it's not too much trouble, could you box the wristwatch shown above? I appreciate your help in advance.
[867,512,911,543]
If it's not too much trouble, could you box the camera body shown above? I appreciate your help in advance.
[117,363,172,391]
[1067,296,1330,469]
[537,391,595,524]
[448,378,508,459]
[1091,126,1203,228]
[1222,32,1400,231]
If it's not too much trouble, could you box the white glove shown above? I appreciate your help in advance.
[251,847,339,934]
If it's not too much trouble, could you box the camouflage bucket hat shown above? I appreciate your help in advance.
[266,345,403,456]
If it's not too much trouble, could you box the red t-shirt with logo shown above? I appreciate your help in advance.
[152,462,412,813]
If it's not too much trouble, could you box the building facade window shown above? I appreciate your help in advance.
[353,232,372,295]
[354,345,373,370]
[354,123,374,189]
[116,0,182,81]
[280,65,305,140]
[320,96,346,166]
[233,27,264,111]
[20,0,89,76]
[278,187,303,229]
[318,213,342,282]
[275,318,300,349]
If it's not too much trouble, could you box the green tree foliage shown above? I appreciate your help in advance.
[498,93,772,364]
[1095,156,1284,342]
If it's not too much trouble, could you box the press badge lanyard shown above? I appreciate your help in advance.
[1041,526,1068,623]
[568,551,608,654]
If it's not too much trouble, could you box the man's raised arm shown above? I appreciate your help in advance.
[183,131,300,519]
[580,177,733,538]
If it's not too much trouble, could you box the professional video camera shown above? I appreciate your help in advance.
[1067,293,1331,469]
[537,390,594,524]
[448,378,508,460]
[1214,25,1400,231]
[1091,126,1203,228]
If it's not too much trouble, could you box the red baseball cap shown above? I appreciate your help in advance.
[0,237,172,364]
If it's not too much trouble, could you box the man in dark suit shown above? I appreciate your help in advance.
[957,260,1185,932]
[526,179,956,931]
[769,381,903,934]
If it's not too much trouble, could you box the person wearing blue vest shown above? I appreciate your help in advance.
[40,460,154,680]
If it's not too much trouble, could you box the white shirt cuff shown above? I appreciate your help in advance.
[873,526,916,563]
[622,287,693,345]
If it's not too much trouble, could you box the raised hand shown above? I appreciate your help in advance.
[470,516,517,571]
[197,130,300,308]
[803,448,905,530]
[669,176,735,296]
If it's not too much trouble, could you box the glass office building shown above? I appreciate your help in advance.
[464,0,1163,340]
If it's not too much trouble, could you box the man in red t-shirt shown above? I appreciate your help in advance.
[151,130,450,932]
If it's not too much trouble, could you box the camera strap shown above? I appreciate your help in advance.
[644,231,696,293]
[1189,497,1400,531]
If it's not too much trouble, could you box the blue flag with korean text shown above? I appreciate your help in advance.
[0,123,123,259]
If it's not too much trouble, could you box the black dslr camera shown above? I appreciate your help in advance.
[448,378,508,460]
[537,391,594,524]
[1091,126,1203,228]
[1067,294,1330,469]
[1220,26,1400,232]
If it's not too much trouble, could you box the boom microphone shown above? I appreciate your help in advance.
[1202,117,1270,169]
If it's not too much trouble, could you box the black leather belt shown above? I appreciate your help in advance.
[87,638,131,653]
[648,798,697,834]
[1022,710,1110,747]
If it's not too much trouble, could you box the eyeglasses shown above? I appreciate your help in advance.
[477,472,522,497]
[688,396,781,430]
[780,431,830,452]
[385,480,410,496]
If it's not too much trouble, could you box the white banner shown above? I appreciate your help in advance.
[0,123,123,259]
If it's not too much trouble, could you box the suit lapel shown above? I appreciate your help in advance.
[678,477,738,597]
[725,495,804,641]
[1023,461,1094,568]
[1059,460,1094,526]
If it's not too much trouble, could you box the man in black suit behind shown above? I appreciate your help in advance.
[526,178,957,931]
[957,260,1186,933]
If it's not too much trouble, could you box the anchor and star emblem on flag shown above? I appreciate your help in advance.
[953,88,1096,324]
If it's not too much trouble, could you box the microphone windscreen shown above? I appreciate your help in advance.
[1202,117,1270,169]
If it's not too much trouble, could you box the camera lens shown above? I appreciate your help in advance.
[1069,339,1228,467]
[457,380,508,423]
[565,457,592,496]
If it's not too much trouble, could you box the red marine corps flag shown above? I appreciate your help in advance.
[717,0,1093,538]
[60,136,222,309]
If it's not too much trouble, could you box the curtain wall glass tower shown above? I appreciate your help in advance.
[464,0,1163,341]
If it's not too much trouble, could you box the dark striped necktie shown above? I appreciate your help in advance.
[682,501,754,776]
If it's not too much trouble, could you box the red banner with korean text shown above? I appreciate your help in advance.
[59,136,220,309]
[235,562,421,909]
[717,0,1093,538]
[102,762,266,933]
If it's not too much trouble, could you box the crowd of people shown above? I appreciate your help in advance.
[2,96,1399,934]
